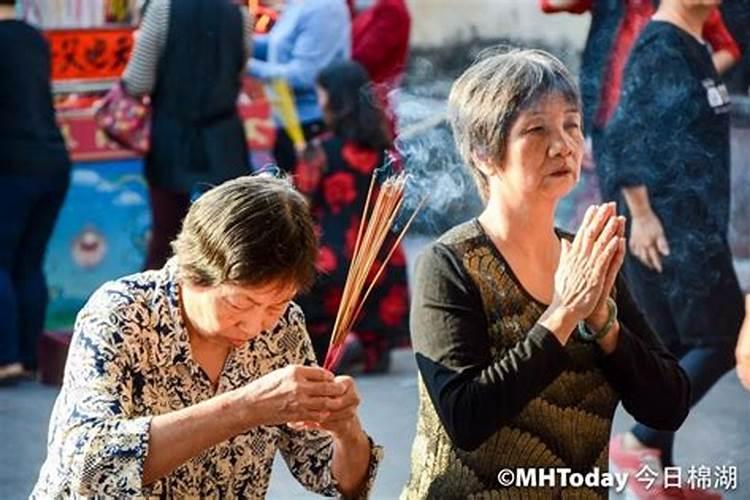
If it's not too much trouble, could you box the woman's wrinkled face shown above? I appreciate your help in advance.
[498,92,584,202]
[185,280,298,348]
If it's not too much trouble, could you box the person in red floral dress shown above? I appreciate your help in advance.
[294,61,409,374]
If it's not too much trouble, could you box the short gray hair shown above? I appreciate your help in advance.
[448,48,581,201]
[172,174,318,291]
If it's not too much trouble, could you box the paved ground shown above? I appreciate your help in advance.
[1,349,749,499]
[2,237,749,499]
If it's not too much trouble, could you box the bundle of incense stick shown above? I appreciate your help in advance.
[323,171,426,371]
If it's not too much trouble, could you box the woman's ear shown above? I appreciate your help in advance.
[471,152,500,178]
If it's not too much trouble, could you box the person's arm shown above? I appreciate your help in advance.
[736,295,750,391]
[539,0,592,14]
[595,275,691,430]
[352,4,409,76]
[411,244,574,452]
[54,289,153,496]
[278,418,378,498]
[603,42,690,272]
[122,0,170,96]
[55,287,343,495]
[247,3,350,88]
[276,306,380,498]
[703,8,741,74]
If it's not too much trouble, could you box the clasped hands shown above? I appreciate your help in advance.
[547,202,627,351]
[241,365,362,440]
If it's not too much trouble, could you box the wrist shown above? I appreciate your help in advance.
[539,304,579,343]
[596,320,620,354]
[586,305,610,332]
[630,208,653,219]
[227,386,262,431]
[332,417,366,445]
[578,297,618,343]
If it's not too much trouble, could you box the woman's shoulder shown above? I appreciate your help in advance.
[633,21,692,62]
[80,266,175,324]
[435,218,484,248]
[415,220,487,275]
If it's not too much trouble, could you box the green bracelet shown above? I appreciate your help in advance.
[577,297,618,342]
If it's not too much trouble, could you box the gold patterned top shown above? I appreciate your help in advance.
[402,220,690,499]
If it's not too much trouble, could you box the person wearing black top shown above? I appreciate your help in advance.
[601,1,745,488]
[122,0,251,271]
[0,1,71,383]
[402,49,690,499]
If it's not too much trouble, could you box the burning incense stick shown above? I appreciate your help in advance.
[323,171,426,371]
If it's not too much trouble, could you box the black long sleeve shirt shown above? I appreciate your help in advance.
[403,220,690,499]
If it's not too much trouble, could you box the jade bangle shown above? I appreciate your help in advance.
[577,297,618,342]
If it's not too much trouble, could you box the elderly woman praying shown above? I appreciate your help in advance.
[32,175,379,499]
[402,49,690,499]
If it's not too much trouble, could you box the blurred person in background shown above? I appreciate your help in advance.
[123,0,253,271]
[737,295,750,391]
[719,0,750,94]
[602,1,745,497]
[0,0,71,383]
[540,0,740,206]
[294,61,409,374]
[350,0,411,134]
[248,0,351,172]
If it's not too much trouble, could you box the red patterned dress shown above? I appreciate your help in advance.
[294,135,410,373]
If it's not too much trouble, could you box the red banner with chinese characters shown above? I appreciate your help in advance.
[46,28,134,82]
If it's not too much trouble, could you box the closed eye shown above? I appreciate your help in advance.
[525,126,545,134]
[224,297,252,311]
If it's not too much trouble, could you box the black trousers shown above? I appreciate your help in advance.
[0,170,70,368]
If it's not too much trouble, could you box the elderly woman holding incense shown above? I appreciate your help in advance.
[402,49,690,499]
[32,175,380,499]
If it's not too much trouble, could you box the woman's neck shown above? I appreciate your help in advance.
[479,191,559,258]
[653,3,712,41]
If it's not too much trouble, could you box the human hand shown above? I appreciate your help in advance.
[550,203,623,325]
[736,296,750,391]
[241,365,343,427]
[586,214,626,331]
[289,376,363,440]
[629,210,670,273]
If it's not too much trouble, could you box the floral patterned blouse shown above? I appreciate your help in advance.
[31,259,382,499]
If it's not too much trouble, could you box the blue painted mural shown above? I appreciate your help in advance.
[44,159,149,330]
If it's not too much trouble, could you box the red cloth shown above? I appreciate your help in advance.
[351,0,410,134]
[595,0,654,127]
[352,0,410,89]
[703,8,742,61]
[539,0,592,15]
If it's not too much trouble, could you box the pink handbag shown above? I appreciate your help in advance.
[94,81,151,154]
